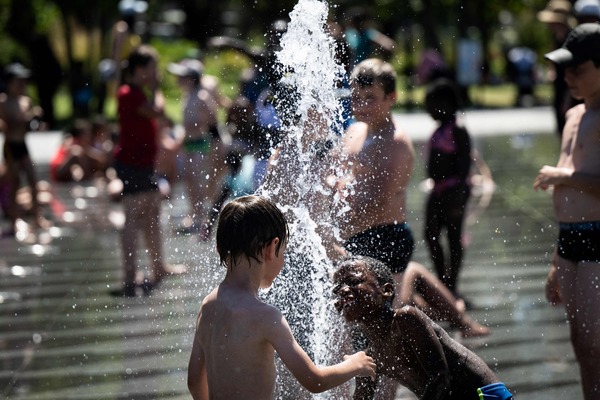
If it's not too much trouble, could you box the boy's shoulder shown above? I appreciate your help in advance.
[565,103,586,121]
[391,305,432,332]
[201,285,282,321]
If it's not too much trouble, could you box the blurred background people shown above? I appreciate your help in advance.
[167,58,230,238]
[0,63,48,237]
[574,0,600,23]
[50,119,110,183]
[537,0,578,136]
[341,6,397,65]
[97,0,147,115]
[111,45,184,297]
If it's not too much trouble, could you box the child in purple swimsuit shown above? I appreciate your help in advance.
[423,78,472,298]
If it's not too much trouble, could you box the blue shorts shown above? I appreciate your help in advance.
[344,222,414,274]
[477,382,513,399]
[557,221,600,263]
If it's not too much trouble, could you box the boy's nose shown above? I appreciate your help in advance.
[336,284,351,295]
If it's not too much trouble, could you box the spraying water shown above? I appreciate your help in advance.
[257,0,351,398]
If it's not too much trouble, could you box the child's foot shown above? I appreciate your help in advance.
[452,291,474,310]
[458,316,491,338]
[140,279,156,296]
[110,282,137,297]
[455,298,466,314]
[154,263,187,285]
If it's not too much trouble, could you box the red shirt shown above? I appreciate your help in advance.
[114,84,158,168]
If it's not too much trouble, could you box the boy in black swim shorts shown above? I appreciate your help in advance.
[535,23,600,398]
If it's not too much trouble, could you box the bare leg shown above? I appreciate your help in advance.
[5,164,19,232]
[395,261,490,337]
[183,151,212,232]
[140,191,165,283]
[23,158,48,229]
[555,256,600,399]
[121,194,142,286]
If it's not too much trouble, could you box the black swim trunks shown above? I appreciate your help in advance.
[3,141,30,163]
[344,222,415,274]
[557,221,600,263]
[115,161,158,196]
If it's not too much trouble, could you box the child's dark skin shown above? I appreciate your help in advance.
[333,259,498,400]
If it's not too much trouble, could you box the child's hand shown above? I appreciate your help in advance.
[545,265,562,306]
[533,165,572,191]
[344,351,376,380]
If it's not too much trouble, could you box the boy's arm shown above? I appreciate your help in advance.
[534,165,600,198]
[187,313,209,400]
[137,88,166,120]
[395,307,451,400]
[265,308,375,393]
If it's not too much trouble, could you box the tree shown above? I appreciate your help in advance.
[6,0,63,128]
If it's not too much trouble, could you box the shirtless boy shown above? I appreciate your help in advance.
[338,59,488,337]
[187,195,375,400]
[333,255,513,400]
[535,23,600,399]
[0,63,47,235]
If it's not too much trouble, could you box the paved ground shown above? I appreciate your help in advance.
[0,106,584,399]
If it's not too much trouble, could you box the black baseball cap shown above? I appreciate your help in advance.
[545,23,600,66]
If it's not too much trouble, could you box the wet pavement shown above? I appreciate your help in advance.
[0,106,583,399]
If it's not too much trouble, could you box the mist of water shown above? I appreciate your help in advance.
[257,0,351,398]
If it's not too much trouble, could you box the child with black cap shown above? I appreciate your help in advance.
[535,22,600,400]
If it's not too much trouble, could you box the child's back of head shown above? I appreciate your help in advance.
[425,78,463,120]
[216,195,288,268]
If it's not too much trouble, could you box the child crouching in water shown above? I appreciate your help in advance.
[187,195,376,399]
[333,255,513,400]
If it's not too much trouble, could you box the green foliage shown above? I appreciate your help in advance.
[32,0,61,33]
[0,0,568,125]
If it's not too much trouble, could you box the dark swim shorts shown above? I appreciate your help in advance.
[557,221,600,263]
[3,141,30,162]
[344,222,415,274]
[115,161,158,196]
[477,382,513,399]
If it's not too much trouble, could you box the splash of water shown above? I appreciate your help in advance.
[258,0,350,398]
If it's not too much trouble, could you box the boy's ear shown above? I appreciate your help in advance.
[381,282,395,299]
[387,91,397,103]
[263,237,280,261]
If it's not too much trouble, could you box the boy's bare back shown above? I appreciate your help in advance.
[190,283,281,399]
[359,306,496,399]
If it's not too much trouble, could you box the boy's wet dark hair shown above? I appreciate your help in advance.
[425,78,463,115]
[350,58,397,96]
[216,195,289,268]
[335,255,395,299]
